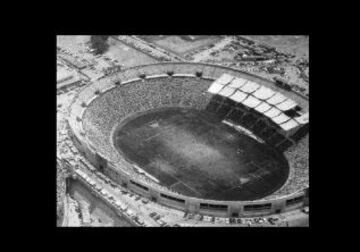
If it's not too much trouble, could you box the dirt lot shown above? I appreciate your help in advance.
[195,36,309,96]
[57,36,157,81]
[104,37,157,67]
[139,35,221,57]
[57,64,75,81]
[57,36,89,50]
[245,35,309,59]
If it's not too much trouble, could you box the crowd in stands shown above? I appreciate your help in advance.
[262,134,309,200]
[281,134,309,191]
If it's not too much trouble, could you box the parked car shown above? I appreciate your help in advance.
[156,219,166,226]
[187,213,194,219]
[149,212,157,218]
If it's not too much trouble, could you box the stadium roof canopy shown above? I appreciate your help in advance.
[294,112,309,125]
[240,81,260,93]
[253,86,276,100]
[215,73,234,86]
[218,86,236,97]
[279,119,299,131]
[208,74,308,133]
[242,95,262,108]
[208,82,224,94]
[228,77,248,88]
[271,113,291,124]
[266,92,287,105]
[254,102,272,113]
[229,90,248,103]
[264,107,282,118]
[276,99,298,111]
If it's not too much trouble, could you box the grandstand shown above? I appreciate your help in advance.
[206,73,309,151]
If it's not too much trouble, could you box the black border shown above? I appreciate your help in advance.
[18,26,322,243]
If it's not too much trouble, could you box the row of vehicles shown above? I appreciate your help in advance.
[183,212,281,226]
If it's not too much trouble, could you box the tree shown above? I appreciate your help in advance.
[90,35,110,55]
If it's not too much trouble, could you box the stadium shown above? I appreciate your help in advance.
[68,62,309,218]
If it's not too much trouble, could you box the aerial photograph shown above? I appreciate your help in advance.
[57,35,309,227]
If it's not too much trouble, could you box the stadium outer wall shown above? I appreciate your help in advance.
[67,62,309,218]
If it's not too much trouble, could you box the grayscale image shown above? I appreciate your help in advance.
[57,35,309,227]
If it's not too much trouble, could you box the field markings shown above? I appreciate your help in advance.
[144,132,162,143]
[166,172,202,197]
[169,181,182,188]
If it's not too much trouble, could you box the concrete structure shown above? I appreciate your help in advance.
[68,62,309,218]
[206,74,309,151]
[57,65,84,93]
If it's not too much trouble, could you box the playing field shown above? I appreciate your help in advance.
[113,107,289,201]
